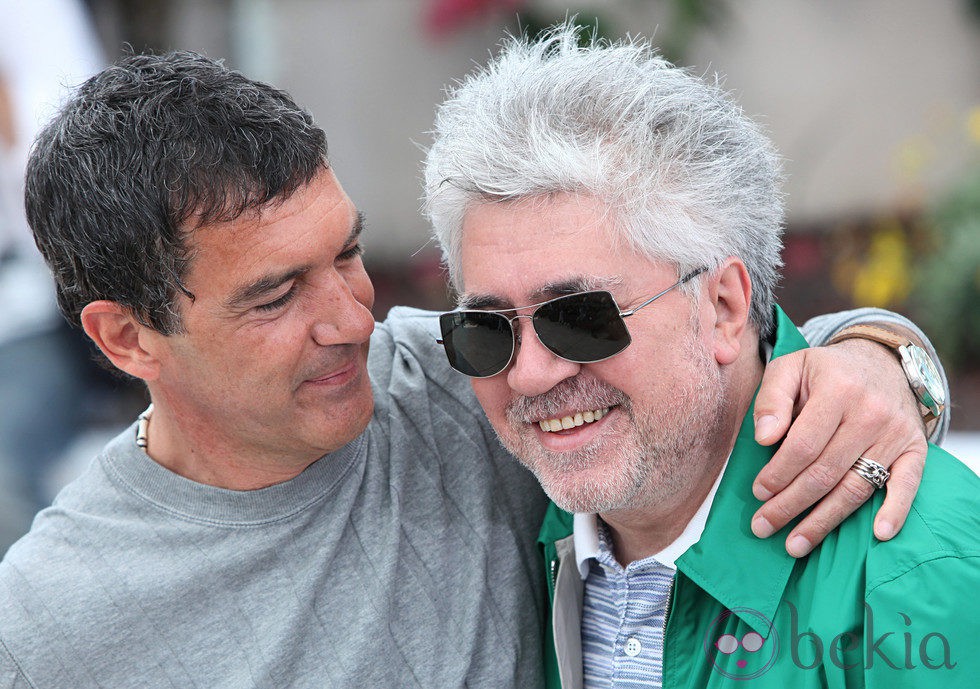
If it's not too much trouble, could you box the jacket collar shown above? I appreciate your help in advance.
[674,305,809,636]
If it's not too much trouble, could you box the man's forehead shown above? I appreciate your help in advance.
[174,173,361,308]
[181,167,351,239]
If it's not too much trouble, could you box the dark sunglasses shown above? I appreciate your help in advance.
[437,267,707,378]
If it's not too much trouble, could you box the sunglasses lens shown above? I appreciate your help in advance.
[533,292,631,362]
[439,311,515,377]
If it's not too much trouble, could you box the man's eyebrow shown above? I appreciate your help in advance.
[346,211,365,247]
[226,212,364,310]
[456,276,622,310]
[226,266,309,310]
[528,276,621,302]
[456,294,510,310]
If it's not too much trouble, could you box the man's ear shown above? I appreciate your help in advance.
[80,301,162,381]
[706,258,752,366]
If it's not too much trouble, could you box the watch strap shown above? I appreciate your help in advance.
[825,324,912,350]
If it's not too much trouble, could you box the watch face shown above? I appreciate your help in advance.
[906,345,947,408]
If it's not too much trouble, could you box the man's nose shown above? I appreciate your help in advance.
[505,318,580,397]
[310,273,375,346]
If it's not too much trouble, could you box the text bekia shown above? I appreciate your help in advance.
[789,603,956,671]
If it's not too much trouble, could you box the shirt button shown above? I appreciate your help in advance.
[624,637,642,657]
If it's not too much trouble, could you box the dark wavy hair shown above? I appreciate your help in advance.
[25,50,328,335]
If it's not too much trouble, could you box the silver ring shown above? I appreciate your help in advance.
[851,456,890,490]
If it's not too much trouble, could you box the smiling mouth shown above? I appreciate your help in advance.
[536,406,612,432]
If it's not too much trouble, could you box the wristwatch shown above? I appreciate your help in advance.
[826,324,946,422]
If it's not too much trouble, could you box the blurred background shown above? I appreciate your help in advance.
[1,0,978,552]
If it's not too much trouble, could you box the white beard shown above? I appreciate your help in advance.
[502,332,729,514]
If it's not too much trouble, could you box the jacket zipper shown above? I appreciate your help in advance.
[660,573,677,687]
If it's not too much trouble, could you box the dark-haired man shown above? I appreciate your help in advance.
[0,50,953,687]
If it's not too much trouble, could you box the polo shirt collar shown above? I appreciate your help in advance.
[573,456,729,578]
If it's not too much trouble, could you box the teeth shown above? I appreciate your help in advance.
[537,407,610,433]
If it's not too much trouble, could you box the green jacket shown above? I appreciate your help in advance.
[538,307,980,688]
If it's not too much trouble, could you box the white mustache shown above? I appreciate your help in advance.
[506,376,628,423]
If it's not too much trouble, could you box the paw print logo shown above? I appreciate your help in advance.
[703,608,779,680]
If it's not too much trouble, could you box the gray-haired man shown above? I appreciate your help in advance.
[424,25,976,688]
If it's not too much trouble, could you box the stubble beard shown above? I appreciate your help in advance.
[502,335,729,514]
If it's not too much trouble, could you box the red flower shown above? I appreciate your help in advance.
[424,0,526,38]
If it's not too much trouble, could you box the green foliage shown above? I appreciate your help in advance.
[659,0,729,65]
[913,166,980,368]
[514,11,611,45]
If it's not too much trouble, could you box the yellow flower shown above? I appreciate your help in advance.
[851,223,911,307]
[969,106,980,146]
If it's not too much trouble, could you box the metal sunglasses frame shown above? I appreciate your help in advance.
[437,266,708,378]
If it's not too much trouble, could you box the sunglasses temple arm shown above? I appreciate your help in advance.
[619,266,708,318]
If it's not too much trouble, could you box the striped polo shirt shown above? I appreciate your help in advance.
[575,459,728,688]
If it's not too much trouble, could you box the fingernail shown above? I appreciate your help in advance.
[753,483,774,501]
[787,534,812,558]
[751,515,774,538]
[875,521,895,540]
[755,415,778,441]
